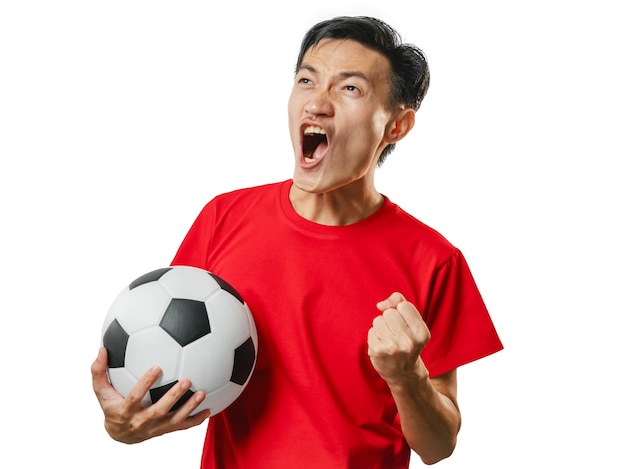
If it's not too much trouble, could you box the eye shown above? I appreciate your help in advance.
[298,77,313,85]
[344,85,361,94]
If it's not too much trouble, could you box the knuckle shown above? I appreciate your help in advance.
[382,308,398,321]
[372,315,385,327]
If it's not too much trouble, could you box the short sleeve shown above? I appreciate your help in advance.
[170,201,216,270]
[420,249,503,377]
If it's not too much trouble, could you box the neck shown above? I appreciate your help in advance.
[289,182,384,226]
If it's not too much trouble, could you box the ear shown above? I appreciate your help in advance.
[384,108,415,144]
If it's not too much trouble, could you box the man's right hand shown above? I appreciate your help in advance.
[91,347,211,444]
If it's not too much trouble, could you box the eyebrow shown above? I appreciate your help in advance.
[298,63,370,82]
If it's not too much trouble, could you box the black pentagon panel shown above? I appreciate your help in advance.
[129,267,173,290]
[230,337,256,385]
[160,298,211,347]
[150,380,194,413]
[209,273,244,304]
[103,319,129,368]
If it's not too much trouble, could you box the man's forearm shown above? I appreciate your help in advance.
[389,364,461,465]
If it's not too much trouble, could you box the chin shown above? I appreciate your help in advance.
[291,172,328,195]
[291,174,317,193]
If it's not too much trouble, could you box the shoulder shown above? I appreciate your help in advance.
[382,198,458,262]
[210,180,286,206]
[197,180,287,214]
[187,181,289,232]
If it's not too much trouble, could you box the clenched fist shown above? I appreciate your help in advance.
[367,292,431,385]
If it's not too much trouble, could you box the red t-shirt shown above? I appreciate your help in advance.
[172,180,503,469]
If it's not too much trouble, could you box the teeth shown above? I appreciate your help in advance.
[303,125,326,136]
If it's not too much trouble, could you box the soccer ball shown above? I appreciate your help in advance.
[101,265,258,416]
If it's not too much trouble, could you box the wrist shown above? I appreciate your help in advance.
[386,358,430,394]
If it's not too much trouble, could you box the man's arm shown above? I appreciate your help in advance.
[368,293,461,465]
[388,367,460,464]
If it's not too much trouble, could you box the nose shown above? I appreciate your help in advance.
[304,89,334,117]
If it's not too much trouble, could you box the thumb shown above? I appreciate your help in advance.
[376,292,406,311]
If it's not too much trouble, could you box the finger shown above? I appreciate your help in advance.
[91,347,108,383]
[369,312,412,357]
[382,307,411,336]
[376,309,421,358]
[149,379,197,415]
[124,365,162,408]
[367,326,390,361]
[169,389,208,425]
[178,407,212,430]
[395,300,421,324]
[372,306,429,356]
[370,314,392,341]
[376,292,406,311]
[367,327,381,362]
[395,301,429,340]
[367,326,377,348]
[92,348,120,401]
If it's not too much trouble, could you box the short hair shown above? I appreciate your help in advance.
[295,16,430,164]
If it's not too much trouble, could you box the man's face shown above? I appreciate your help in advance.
[288,39,395,195]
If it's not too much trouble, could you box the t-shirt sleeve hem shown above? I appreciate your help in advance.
[426,343,504,378]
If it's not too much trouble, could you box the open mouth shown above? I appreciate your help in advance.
[302,125,328,163]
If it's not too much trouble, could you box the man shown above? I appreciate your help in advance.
[92,16,503,468]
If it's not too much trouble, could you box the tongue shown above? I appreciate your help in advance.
[311,140,328,160]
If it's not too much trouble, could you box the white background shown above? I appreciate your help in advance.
[1,1,624,467]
